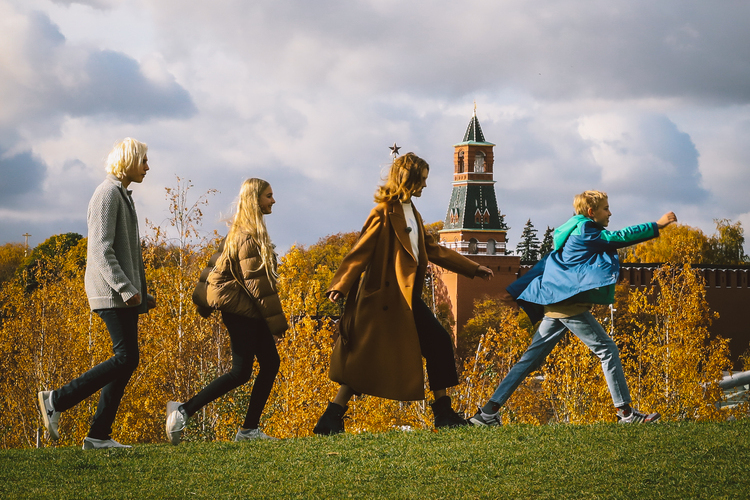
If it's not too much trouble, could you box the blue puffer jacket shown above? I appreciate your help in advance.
[508,215,659,323]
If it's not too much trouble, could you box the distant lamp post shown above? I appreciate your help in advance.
[22,233,31,256]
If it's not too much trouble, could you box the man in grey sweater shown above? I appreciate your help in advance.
[37,138,156,450]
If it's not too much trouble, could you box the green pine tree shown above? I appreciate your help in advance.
[540,226,554,257]
[516,219,541,263]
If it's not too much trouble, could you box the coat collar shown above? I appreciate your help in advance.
[106,173,133,195]
[387,201,423,262]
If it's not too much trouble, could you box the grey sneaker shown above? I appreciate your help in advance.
[82,437,132,450]
[617,408,660,423]
[166,401,188,445]
[469,409,502,427]
[37,391,60,440]
[234,428,278,441]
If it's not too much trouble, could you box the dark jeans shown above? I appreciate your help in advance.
[182,312,280,429]
[412,297,459,392]
[53,307,140,440]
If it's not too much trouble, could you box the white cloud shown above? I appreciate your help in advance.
[1,0,749,257]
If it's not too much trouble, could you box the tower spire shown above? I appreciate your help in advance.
[441,107,505,255]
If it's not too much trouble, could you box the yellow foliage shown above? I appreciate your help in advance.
[0,242,25,284]
[0,182,744,449]
[620,264,730,421]
[622,218,749,265]
[453,301,549,424]
[622,223,709,265]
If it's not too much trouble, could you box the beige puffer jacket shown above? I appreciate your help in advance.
[206,236,288,337]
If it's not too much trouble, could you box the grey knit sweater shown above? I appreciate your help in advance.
[84,174,149,313]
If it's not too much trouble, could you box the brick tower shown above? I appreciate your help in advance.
[435,107,521,337]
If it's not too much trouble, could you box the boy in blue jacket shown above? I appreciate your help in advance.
[470,190,677,426]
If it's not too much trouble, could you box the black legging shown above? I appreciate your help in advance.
[182,311,280,429]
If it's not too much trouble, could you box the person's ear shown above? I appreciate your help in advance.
[587,207,595,218]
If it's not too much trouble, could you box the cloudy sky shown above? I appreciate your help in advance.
[2,0,750,256]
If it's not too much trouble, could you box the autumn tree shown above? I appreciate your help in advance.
[706,219,748,264]
[277,232,358,319]
[134,178,225,443]
[454,298,551,424]
[0,243,26,285]
[619,263,731,420]
[16,233,86,292]
[622,219,747,265]
[0,236,100,448]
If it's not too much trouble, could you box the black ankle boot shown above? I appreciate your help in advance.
[313,402,347,435]
[431,396,468,428]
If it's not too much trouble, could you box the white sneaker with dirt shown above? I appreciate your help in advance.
[166,401,188,445]
[234,428,278,441]
[82,437,132,450]
[37,391,60,441]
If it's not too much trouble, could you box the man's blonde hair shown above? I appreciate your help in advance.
[573,190,608,216]
[105,138,148,180]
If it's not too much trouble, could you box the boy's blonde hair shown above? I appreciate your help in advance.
[105,138,148,180]
[573,190,608,216]
[374,152,429,203]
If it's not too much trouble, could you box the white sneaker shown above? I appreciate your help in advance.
[234,428,278,441]
[166,401,188,445]
[82,437,132,450]
[617,408,661,424]
[37,391,60,440]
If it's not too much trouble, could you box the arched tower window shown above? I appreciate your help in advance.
[468,238,478,254]
[457,151,465,173]
[487,239,496,255]
[474,151,485,173]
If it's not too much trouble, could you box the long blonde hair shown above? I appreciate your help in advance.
[374,152,430,203]
[221,178,278,285]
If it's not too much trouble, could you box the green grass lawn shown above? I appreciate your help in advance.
[2,421,749,499]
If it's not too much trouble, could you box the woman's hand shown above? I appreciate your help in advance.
[327,290,342,303]
[476,266,494,280]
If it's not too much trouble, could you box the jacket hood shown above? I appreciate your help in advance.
[553,214,589,250]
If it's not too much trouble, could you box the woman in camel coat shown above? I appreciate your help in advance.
[314,152,493,434]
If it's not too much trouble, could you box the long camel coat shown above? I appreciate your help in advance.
[327,201,481,401]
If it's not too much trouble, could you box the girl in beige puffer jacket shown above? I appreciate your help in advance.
[166,178,288,443]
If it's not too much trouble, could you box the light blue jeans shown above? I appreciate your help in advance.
[489,311,631,407]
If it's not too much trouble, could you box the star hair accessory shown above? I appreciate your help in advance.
[389,143,401,158]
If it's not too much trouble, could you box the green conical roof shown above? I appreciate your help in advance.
[455,107,494,146]
[463,114,486,143]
